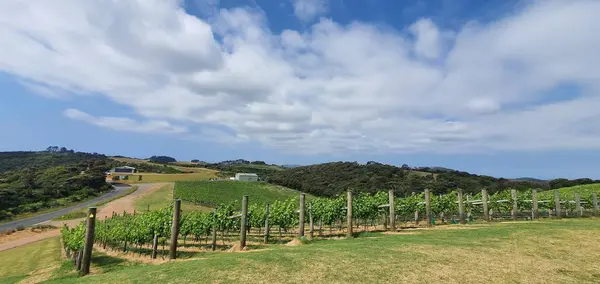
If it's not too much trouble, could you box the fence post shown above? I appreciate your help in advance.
[482,189,489,222]
[458,189,465,224]
[151,234,158,259]
[211,208,218,251]
[80,207,96,276]
[299,193,305,237]
[389,190,395,231]
[574,193,582,218]
[264,203,270,244]
[554,188,561,219]
[240,195,249,248]
[511,189,518,221]
[309,203,314,239]
[425,189,432,227]
[347,189,353,238]
[593,192,599,217]
[169,199,181,260]
[531,189,538,220]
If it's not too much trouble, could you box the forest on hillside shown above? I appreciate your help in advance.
[266,162,599,197]
[0,149,116,220]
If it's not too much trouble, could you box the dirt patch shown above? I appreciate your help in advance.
[96,183,168,220]
[285,239,303,246]
[228,243,248,252]
[18,263,61,284]
[0,229,61,252]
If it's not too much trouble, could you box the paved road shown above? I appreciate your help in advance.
[0,184,133,232]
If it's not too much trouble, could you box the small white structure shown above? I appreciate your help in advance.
[235,173,258,182]
[110,166,136,174]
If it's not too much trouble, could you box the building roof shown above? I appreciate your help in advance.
[235,173,258,176]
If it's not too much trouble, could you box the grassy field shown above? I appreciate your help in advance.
[110,172,218,183]
[1,219,594,283]
[538,183,600,199]
[133,184,212,213]
[0,237,62,283]
[174,181,309,206]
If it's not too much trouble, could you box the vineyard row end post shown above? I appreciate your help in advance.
[211,208,218,251]
[388,190,396,231]
[347,189,353,238]
[240,195,249,248]
[554,188,561,219]
[80,207,96,276]
[425,189,432,227]
[299,193,306,237]
[531,189,538,220]
[511,189,518,221]
[574,193,582,218]
[264,203,270,244]
[169,199,181,260]
[593,192,599,217]
[482,189,489,222]
[152,234,158,259]
[458,189,465,225]
[309,203,314,239]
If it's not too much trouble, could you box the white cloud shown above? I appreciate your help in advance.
[1,0,600,154]
[63,109,188,134]
[291,0,328,22]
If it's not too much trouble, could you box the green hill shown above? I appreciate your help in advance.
[174,181,307,206]
[538,184,600,201]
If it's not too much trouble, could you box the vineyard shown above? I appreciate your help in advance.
[61,184,600,274]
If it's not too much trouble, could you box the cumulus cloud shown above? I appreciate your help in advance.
[1,0,600,154]
[63,109,188,134]
[291,0,328,22]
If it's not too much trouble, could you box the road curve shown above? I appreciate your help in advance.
[0,184,133,232]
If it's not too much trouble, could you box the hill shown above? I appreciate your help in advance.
[265,162,599,197]
[174,181,307,206]
[0,149,114,221]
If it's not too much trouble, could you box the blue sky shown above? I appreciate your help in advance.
[1,0,599,180]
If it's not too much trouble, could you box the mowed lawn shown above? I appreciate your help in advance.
[8,219,595,284]
[111,172,218,184]
[133,184,212,213]
[0,237,62,283]
[174,181,310,205]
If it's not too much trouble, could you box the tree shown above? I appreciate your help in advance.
[191,159,200,163]
[148,156,176,163]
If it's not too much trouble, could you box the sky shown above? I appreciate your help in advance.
[1,0,600,180]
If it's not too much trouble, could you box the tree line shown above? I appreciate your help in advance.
[265,162,600,197]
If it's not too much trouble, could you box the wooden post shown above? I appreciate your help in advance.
[531,189,538,220]
[147,204,150,212]
[169,199,181,260]
[299,193,305,237]
[414,210,419,225]
[151,234,158,259]
[388,190,395,231]
[482,189,489,222]
[425,189,432,227]
[575,193,582,218]
[309,203,314,239]
[458,189,465,224]
[264,203,270,244]
[76,249,83,271]
[593,192,599,217]
[347,190,353,238]
[80,207,97,276]
[511,189,518,221]
[240,195,249,248]
[554,188,561,219]
[211,208,218,251]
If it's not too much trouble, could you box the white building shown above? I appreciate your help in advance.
[235,173,258,182]
[110,166,136,174]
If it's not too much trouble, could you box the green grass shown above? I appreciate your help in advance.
[0,237,62,283]
[134,184,212,213]
[112,172,218,184]
[174,181,308,206]
[36,219,600,283]
[538,184,600,200]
